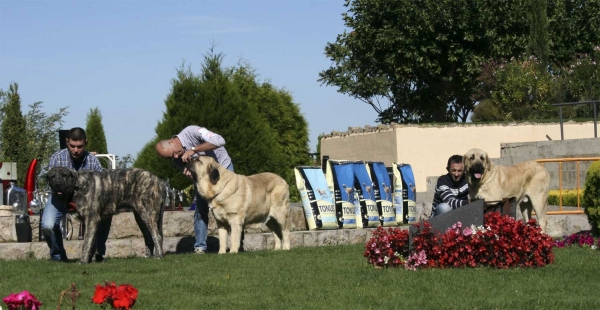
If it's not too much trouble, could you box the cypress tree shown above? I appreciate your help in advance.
[85,107,109,169]
[1,83,27,185]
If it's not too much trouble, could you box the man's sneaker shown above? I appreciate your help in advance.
[194,248,205,254]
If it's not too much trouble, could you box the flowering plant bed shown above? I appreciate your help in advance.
[554,231,598,249]
[364,211,555,269]
[3,282,138,310]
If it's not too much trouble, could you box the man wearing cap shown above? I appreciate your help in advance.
[155,125,233,254]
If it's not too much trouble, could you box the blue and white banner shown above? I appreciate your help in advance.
[394,163,417,224]
[366,161,396,227]
[326,160,359,229]
[352,162,381,228]
[294,166,338,230]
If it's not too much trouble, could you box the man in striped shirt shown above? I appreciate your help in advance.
[431,155,469,217]
[41,127,112,262]
[155,125,233,254]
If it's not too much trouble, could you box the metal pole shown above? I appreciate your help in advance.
[559,106,564,140]
[594,103,597,138]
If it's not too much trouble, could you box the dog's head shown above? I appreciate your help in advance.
[463,148,492,184]
[186,156,226,200]
[46,167,78,203]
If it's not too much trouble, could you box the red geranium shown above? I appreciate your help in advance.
[92,282,138,310]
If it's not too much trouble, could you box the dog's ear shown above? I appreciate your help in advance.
[208,163,220,185]
[484,153,492,171]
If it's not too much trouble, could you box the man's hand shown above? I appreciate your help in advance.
[182,149,195,163]
[183,167,193,180]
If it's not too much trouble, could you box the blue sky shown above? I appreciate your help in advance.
[0,0,379,160]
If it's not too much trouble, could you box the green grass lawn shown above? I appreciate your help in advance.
[1,244,599,310]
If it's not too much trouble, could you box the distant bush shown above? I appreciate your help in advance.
[548,189,582,207]
[583,161,600,236]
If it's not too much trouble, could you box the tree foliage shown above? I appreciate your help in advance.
[134,49,310,201]
[472,47,600,121]
[116,154,134,169]
[1,83,27,184]
[0,83,68,186]
[319,0,600,124]
[472,55,558,121]
[527,0,550,66]
[232,61,312,199]
[85,107,110,169]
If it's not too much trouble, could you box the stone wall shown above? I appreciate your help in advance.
[0,205,310,243]
[320,122,600,222]
[321,121,599,191]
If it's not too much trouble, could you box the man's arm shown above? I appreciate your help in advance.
[435,177,469,210]
[193,127,226,149]
[181,127,226,162]
[48,152,60,169]
[438,185,468,209]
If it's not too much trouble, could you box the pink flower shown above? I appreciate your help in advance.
[463,227,473,237]
[3,290,42,310]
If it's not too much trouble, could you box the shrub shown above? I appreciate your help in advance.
[471,100,503,122]
[548,189,582,206]
[365,212,555,269]
[582,161,600,235]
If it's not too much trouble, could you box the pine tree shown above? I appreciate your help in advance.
[1,83,27,185]
[232,62,311,200]
[135,48,312,202]
[85,107,109,169]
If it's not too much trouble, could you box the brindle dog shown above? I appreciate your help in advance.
[46,167,167,263]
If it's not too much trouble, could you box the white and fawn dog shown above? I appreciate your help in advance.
[187,156,291,253]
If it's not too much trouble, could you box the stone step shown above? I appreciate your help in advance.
[0,228,380,261]
[0,202,591,261]
[0,204,310,243]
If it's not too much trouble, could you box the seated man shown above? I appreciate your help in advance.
[431,155,469,217]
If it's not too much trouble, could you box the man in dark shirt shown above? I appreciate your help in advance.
[431,155,469,217]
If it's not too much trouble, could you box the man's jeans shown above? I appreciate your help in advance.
[41,194,112,261]
[194,163,234,251]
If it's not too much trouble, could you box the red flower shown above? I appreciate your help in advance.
[92,284,111,304]
[365,211,555,269]
[92,282,138,309]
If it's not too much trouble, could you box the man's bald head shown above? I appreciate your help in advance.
[155,140,173,159]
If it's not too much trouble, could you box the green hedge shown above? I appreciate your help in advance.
[547,189,582,207]
[583,161,600,236]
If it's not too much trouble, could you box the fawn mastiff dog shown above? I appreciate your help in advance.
[463,148,550,232]
[187,156,290,253]
[46,167,167,263]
